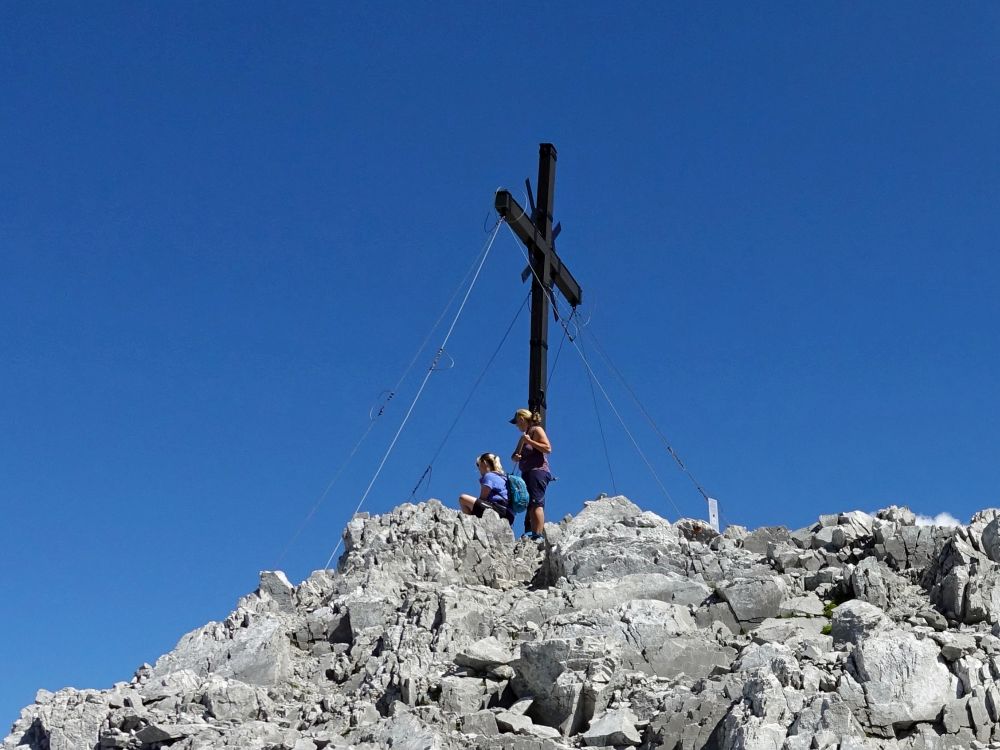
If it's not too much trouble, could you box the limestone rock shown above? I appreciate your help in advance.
[927,526,1000,624]
[512,637,604,733]
[674,517,720,544]
[437,675,486,714]
[496,710,534,733]
[544,496,686,584]
[742,526,791,556]
[11,689,110,750]
[635,634,736,679]
[149,614,293,686]
[11,496,1000,750]
[981,517,1000,563]
[850,557,891,609]
[455,636,516,671]
[752,616,826,644]
[257,570,296,613]
[200,675,271,720]
[778,592,825,618]
[877,505,916,526]
[850,628,959,727]
[830,600,891,646]
[718,577,785,629]
[581,707,642,746]
[461,710,499,735]
[567,572,710,610]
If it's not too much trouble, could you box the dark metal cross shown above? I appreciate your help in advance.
[495,143,583,427]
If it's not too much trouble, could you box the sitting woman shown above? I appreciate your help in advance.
[458,453,514,526]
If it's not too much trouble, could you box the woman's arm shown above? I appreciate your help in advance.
[523,426,552,454]
[478,478,493,501]
[512,436,525,461]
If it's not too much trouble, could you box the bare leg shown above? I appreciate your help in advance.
[529,506,544,535]
[458,494,477,515]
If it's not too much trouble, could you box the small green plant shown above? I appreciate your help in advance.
[821,588,854,619]
[820,623,832,635]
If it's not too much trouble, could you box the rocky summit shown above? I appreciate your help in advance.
[13,497,1000,750]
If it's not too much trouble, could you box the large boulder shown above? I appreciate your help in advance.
[879,522,957,577]
[830,600,891,646]
[980,517,1000,563]
[718,577,786,630]
[8,689,110,750]
[437,675,487,714]
[340,500,518,588]
[454,636,516,672]
[544,496,686,584]
[741,526,791,556]
[717,671,792,750]
[927,525,1000,624]
[752,617,826,645]
[839,511,876,543]
[200,676,271,721]
[633,634,736,679]
[149,612,294,686]
[849,629,959,728]
[567,572,710,610]
[785,694,867,750]
[581,707,642,746]
[512,636,611,733]
[850,557,891,609]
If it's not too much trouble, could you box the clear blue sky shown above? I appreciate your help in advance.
[3,1,999,728]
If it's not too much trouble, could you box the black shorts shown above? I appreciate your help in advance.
[524,469,551,509]
[473,498,513,525]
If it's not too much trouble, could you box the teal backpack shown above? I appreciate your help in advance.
[506,472,530,514]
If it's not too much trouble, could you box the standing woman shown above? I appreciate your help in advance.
[510,408,552,540]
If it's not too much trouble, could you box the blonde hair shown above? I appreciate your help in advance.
[477,453,504,474]
[514,408,542,425]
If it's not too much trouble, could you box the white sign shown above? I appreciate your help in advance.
[707,497,720,532]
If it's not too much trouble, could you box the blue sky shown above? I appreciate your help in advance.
[3,1,999,728]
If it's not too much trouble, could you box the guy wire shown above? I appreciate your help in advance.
[273,222,503,567]
[323,219,504,570]
[503,225,687,519]
[408,290,530,500]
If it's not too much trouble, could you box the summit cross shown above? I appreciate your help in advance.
[495,143,583,428]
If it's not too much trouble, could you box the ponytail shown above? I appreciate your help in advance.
[477,453,505,474]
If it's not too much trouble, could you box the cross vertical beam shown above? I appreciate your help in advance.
[529,144,556,424]
[495,143,583,428]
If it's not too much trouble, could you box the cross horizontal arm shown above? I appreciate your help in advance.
[495,189,583,307]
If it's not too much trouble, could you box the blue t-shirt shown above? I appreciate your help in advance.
[480,471,513,523]
[481,471,508,504]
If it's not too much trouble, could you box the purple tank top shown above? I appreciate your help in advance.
[518,427,550,473]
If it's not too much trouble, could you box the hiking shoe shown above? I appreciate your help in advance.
[529,532,544,541]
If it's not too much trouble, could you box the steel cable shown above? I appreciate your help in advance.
[503,224,687,519]
[273,223,505,567]
[323,219,504,569]
[408,290,530,499]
